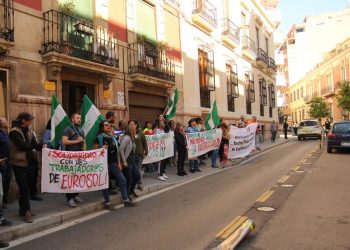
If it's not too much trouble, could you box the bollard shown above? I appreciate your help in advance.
[217,219,255,250]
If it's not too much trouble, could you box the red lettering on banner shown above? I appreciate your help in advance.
[61,175,68,189]
[73,175,79,187]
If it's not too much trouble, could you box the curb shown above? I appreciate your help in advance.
[0,139,295,243]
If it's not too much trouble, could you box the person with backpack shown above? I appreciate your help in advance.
[94,121,135,209]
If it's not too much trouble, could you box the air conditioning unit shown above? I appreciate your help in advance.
[93,42,114,58]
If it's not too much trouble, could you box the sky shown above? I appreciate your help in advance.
[279,0,349,36]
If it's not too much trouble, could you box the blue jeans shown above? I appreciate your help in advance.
[211,149,218,166]
[102,162,129,203]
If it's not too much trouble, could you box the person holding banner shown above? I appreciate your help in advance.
[186,119,201,173]
[154,120,169,181]
[94,121,135,209]
[219,123,230,168]
[119,121,141,198]
[62,112,85,208]
[248,116,261,151]
[174,122,188,176]
[237,116,247,128]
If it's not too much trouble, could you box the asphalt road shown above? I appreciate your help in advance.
[11,140,317,250]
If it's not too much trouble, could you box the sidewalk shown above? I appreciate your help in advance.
[246,144,350,249]
[0,135,294,242]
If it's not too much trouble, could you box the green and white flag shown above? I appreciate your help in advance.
[165,88,179,119]
[81,95,105,150]
[204,100,220,130]
[50,96,72,148]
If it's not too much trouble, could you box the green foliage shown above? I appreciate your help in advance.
[59,0,76,16]
[337,81,350,118]
[308,97,330,119]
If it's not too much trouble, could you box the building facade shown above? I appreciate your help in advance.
[290,37,350,124]
[0,0,279,137]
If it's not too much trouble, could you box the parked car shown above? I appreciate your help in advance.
[297,120,322,140]
[327,121,350,153]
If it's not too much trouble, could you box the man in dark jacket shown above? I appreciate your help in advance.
[283,121,289,139]
[0,117,12,205]
[9,112,43,223]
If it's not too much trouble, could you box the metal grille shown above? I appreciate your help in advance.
[0,0,14,42]
[257,48,268,65]
[193,0,217,26]
[222,18,240,44]
[200,88,211,108]
[42,10,119,68]
[260,104,265,116]
[245,72,255,102]
[259,78,267,106]
[246,101,252,115]
[198,48,215,91]
[128,40,175,82]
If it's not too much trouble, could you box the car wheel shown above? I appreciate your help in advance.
[327,147,332,153]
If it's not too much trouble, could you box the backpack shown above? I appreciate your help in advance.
[97,134,119,163]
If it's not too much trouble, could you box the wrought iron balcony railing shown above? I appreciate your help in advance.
[268,57,277,70]
[42,10,118,68]
[242,36,257,57]
[222,18,240,45]
[0,0,14,42]
[321,86,335,96]
[257,48,268,65]
[192,0,217,26]
[128,40,175,82]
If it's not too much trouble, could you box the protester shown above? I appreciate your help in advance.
[324,118,331,136]
[219,123,230,168]
[119,121,141,198]
[62,112,85,208]
[186,118,201,173]
[153,113,165,130]
[283,121,288,139]
[195,117,207,166]
[270,120,278,143]
[105,111,119,195]
[29,131,43,201]
[134,120,148,191]
[0,117,12,205]
[115,119,127,141]
[249,116,261,150]
[43,119,51,146]
[154,120,169,180]
[174,122,188,176]
[9,112,43,223]
[143,121,154,135]
[168,120,176,167]
[94,121,135,209]
[237,115,247,128]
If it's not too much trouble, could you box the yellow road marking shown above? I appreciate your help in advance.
[293,165,301,171]
[216,216,248,239]
[278,175,290,183]
[256,190,275,203]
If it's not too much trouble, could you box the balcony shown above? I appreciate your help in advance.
[192,0,217,32]
[42,10,119,74]
[256,48,268,68]
[0,0,14,44]
[303,95,311,103]
[221,18,240,49]
[267,57,277,72]
[128,40,175,88]
[242,36,256,61]
[321,87,335,97]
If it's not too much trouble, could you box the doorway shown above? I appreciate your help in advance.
[0,70,7,118]
[62,81,95,117]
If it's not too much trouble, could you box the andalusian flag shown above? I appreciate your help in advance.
[205,100,220,130]
[81,95,105,150]
[165,88,179,119]
[50,96,72,148]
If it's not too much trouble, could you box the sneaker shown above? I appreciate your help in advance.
[23,211,33,223]
[74,196,84,203]
[158,176,166,181]
[0,218,12,226]
[0,240,9,248]
[124,201,136,207]
[67,199,77,207]
[211,165,219,168]
[104,202,117,211]
[162,174,168,179]
[137,184,144,191]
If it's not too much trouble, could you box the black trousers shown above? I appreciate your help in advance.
[29,160,39,197]
[177,147,186,173]
[0,161,12,202]
[122,161,141,195]
[271,131,277,142]
[13,165,34,213]
[284,129,288,139]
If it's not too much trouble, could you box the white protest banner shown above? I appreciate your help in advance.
[41,148,108,193]
[228,123,258,159]
[186,129,222,158]
[142,132,174,164]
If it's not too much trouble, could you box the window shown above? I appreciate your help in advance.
[245,72,255,114]
[255,27,260,49]
[296,27,304,32]
[326,73,333,91]
[269,84,276,108]
[341,65,347,81]
[97,0,108,20]
[333,123,350,132]
[226,63,239,112]
[198,48,215,108]
[300,87,303,98]
[265,37,269,56]
[297,89,299,99]
[259,78,267,116]
[317,80,321,96]
[246,101,252,115]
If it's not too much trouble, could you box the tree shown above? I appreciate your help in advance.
[337,81,350,120]
[308,97,330,119]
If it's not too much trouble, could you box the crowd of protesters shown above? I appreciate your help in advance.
[0,110,278,248]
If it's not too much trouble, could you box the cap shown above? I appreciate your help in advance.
[17,112,34,121]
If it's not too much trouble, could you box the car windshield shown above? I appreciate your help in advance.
[333,123,350,133]
[300,121,317,127]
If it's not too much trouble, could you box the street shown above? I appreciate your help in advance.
[9,140,318,250]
